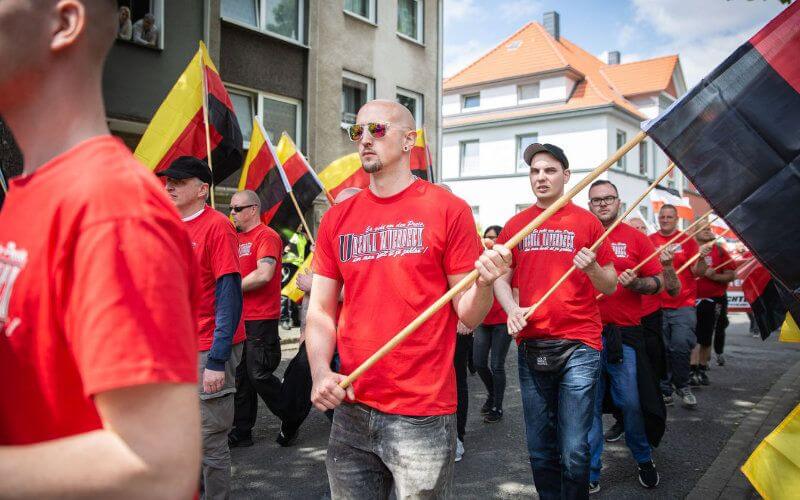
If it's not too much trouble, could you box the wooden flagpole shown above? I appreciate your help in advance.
[595,210,716,300]
[288,190,316,246]
[338,131,647,389]
[523,163,677,320]
[199,47,216,209]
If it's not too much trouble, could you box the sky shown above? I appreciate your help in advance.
[444,0,788,87]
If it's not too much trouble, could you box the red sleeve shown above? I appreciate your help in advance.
[258,230,282,262]
[64,217,198,397]
[443,203,483,275]
[210,219,240,279]
[313,211,342,281]
[637,231,663,277]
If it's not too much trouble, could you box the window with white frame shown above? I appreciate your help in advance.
[462,93,480,110]
[342,71,375,125]
[344,0,376,23]
[227,86,303,148]
[397,0,424,43]
[516,133,539,172]
[221,0,304,43]
[639,141,649,176]
[616,130,627,170]
[396,88,423,127]
[117,0,165,49]
[459,140,479,177]
[518,82,540,101]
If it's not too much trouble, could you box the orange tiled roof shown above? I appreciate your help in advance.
[443,22,680,125]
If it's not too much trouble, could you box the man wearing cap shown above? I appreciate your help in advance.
[494,143,617,500]
[227,189,284,448]
[159,156,245,499]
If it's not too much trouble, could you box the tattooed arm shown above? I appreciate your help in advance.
[660,245,682,297]
[619,270,665,295]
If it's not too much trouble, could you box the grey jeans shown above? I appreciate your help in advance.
[198,342,243,500]
[326,402,456,499]
[661,307,697,394]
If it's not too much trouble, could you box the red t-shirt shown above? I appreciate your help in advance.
[184,206,246,350]
[496,203,614,350]
[697,244,735,298]
[483,298,508,325]
[0,136,198,445]
[238,224,283,320]
[599,223,662,327]
[649,231,700,309]
[313,180,482,416]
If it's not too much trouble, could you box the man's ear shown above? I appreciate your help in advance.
[563,168,571,184]
[51,1,86,52]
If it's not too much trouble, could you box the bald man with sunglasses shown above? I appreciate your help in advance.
[306,100,512,498]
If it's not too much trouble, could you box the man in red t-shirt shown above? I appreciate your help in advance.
[649,205,705,409]
[306,100,510,498]
[0,3,199,497]
[586,181,664,491]
[227,189,284,447]
[494,143,617,499]
[691,224,737,384]
[159,157,245,499]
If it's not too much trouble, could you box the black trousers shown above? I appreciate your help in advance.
[454,334,471,442]
[232,319,282,438]
[714,295,729,355]
[278,342,316,431]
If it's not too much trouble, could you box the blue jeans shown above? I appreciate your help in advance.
[589,338,652,482]
[473,323,512,410]
[518,343,600,500]
[326,403,455,499]
[661,307,697,394]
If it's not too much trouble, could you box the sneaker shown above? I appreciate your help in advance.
[228,432,254,448]
[716,353,726,366]
[663,394,674,406]
[638,460,660,488]
[604,420,625,442]
[589,481,601,494]
[688,370,701,387]
[698,370,710,386]
[480,398,494,416]
[275,423,299,447]
[675,386,697,408]
[484,408,503,423]
[752,331,761,339]
[280,319,292,331]
[455,439,465,462]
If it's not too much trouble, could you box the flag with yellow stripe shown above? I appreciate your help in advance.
[134,41,243,184]
[742,402,800,499]
[282,253,312,303]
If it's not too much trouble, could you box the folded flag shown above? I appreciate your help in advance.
[649,186,694,221]
[238,118,289,226]
[135,41,243,184]
[643,3,800,300]
[270,133,323,238]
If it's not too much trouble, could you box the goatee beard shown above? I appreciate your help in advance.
[362,160,383,174]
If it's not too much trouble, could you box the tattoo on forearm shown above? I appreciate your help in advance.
[630,277,659,295]
[663,267,681,296]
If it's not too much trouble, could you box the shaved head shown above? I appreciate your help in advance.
[352,99,417,176]
[334,187,361,204]
[357,99,416,130]
[232,189,261,210]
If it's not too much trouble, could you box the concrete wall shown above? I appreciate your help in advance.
[103,0,205,123]
[306,0,440,170]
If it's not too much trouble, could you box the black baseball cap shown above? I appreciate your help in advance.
[156,156,213,185]
[523,143,569,169]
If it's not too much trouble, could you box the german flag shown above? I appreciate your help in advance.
[644,3,800,300]
[740,259,786,339]
[237,118,289,226]
[317,128,434,198]
[270,133,323,239]
[281,253,312,304]
[135,41,243,184]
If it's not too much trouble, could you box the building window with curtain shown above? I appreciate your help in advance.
[397,0,423,43]
[459,140,479,177]
[221,0,304,43]
[616,129,627,170]
[342,71,375,125]
[396,88,423,126]
[344,0,376,23]
[516,133,538,172]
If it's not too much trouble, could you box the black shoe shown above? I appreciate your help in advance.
[698,369,710,386]
[688,370,701,387]
[589,481,601,494]
[484,408,503,423]
[228,433,254,448]
[638,460,660,488]
[480,398,494,416]
[276,423,299,447]
[604,420,625,442]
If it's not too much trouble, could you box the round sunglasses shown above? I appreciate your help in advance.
[347,122,393,142]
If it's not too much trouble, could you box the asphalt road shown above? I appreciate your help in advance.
[231,314,800,499]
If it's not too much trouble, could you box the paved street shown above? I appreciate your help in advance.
[231,315,800,499]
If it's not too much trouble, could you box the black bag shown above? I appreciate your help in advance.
[522,339,582,373]
[602,324,623,364]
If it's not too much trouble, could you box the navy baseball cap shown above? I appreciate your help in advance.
[523,143,569,169]
[156,156,213,184]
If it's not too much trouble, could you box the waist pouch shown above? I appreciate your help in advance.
[522,339,582,373]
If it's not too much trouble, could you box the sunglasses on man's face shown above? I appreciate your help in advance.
[230,204,256,213]
[348,122,391,142]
